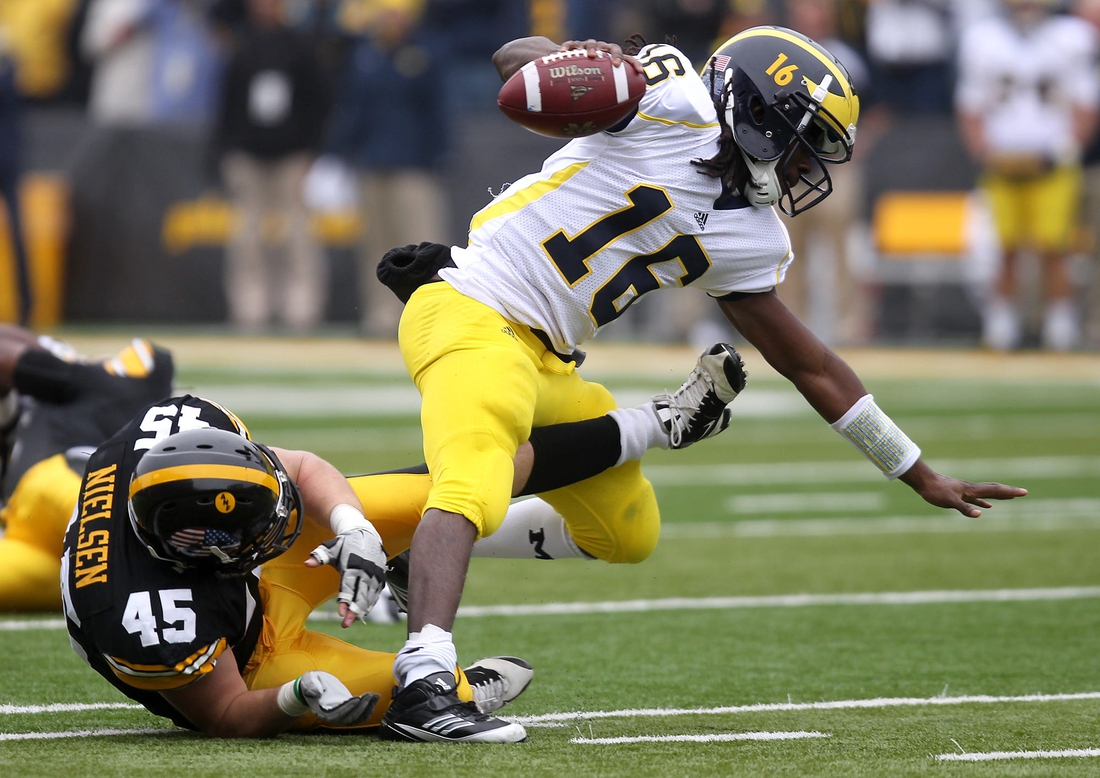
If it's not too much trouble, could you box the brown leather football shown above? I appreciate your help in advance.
[497,50,646,139]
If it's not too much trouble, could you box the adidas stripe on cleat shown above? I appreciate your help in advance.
[652,343,747,449]
[380,671,527,743]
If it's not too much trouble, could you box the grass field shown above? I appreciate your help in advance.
[3,336,1100,776]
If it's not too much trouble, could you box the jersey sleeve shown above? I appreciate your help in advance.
[610,43,718,135]
[103,637,230,691]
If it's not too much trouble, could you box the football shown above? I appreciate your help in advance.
[497,49,647,139]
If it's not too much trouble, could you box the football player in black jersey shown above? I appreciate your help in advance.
[62,363,742,740]
[0,327,174,611]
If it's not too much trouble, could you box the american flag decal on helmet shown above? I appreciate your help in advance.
[713,55,731,72]
[169,528,241,556]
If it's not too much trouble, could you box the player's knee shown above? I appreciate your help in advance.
[610,530,658,565]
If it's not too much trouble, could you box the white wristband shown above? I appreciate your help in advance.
[830,394,921,479]
[277,678,309,718]
[329,503,382,543]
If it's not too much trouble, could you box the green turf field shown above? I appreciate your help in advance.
[3,344,1100,776]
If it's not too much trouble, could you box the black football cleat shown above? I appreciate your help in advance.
[380,672,527,743]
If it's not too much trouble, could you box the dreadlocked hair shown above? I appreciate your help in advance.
[691,57,750,195]
[622,33,678,57]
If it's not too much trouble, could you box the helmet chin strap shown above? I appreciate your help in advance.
[738,150,782,208]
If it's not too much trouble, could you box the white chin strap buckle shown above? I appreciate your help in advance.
[739,151,781,207]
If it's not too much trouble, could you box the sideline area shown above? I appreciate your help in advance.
[47,329,1100,381]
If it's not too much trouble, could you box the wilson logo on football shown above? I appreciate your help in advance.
[548,64,604,79]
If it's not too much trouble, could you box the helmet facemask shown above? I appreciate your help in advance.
[721,67,851,216]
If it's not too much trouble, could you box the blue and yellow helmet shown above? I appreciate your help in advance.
[700,26,860,214]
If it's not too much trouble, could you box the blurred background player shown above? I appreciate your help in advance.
[0,327,173,611]
[326,0,450,339]
[956,0,1099,351]
[778,0,877,346]
[212,0,330,331]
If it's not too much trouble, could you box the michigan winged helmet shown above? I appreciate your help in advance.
[700,26,860,215]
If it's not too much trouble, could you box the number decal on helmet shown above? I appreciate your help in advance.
[765,53,798,86]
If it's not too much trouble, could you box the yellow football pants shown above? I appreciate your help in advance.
[0,455,81,612]
[399,281,660,564]
[243,514,473,732]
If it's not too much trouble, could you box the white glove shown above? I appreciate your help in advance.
[310,512,387,621]
[278,671,379,726]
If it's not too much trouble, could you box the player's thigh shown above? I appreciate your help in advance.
[0,538,61,611]
[243,627,397,730]
[541,460,660,564]
[982,175,1025,249]
[533,372,661,564]
[402,284,540,536]
[1029,167,1082,250]
[347,470,432,557]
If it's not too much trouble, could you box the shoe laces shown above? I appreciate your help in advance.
[655,365,716,448]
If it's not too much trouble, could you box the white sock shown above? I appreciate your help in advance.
[1042,299,1079,351]
[472,498,595,559]
[609,405,668,465]
[393,624,458,687]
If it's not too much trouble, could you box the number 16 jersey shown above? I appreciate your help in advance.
[441,43,793,355]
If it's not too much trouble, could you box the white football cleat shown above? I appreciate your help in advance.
[652,343,747,449]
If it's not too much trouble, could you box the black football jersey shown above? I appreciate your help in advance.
[61,396,263,730]
[3,338,174,500]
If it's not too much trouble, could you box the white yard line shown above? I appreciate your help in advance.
[0,702,140,715]
[0,728,176,741]
[448,587,1100,619]
[645,455,1100,486]
[571,731,830,744]
[664,507,1100,538]
[936,748,1100,762]
[728,492,886,515]
[8,587,1100,634]
[0,619,65,631]
[512,691,1100,727]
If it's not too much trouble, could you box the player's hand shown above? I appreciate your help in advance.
[901,465,1027,517]
[295,671,379,726]
[307,526,387,626]
[560,39,643,74]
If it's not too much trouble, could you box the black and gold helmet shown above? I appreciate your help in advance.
[700,26,860,215]
[127,428,303,576]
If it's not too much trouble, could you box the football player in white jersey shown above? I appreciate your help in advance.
[385,28,1029,743]
[957,0,1100,350]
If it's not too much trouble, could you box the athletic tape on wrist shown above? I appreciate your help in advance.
[328,503,381,543]
[277,678,310,718]
[829,394,920,479]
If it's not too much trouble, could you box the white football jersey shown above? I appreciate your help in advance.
[955,14,1099,158]
[440,43,792,354]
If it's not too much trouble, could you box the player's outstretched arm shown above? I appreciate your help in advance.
[718,291,1027,516]
[275,448,387,627]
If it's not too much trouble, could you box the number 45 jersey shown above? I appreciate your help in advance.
[61,396,261,730]
[442,43,793,355]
